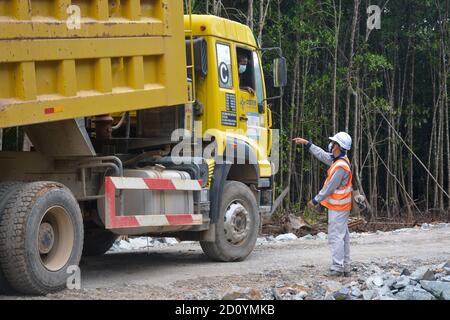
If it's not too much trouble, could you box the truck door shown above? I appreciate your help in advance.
[235,47,264,144]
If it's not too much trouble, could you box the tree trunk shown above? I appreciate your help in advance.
[247,0,254,30]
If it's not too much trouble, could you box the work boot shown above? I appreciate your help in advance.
[328,270,344,277]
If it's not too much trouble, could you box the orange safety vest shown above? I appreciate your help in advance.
[320,157,353,211]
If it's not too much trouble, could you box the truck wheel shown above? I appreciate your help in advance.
[0,182,84,295]
[83,227,117,256]
[0,182,24,294]
[200,181,259,262]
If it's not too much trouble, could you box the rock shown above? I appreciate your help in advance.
[316,232,328,240]
[351,287,362,298]
[324,294,336,300]
[275,233,298,241]
[291,292,308,300]
[333,287,351,300]
[420,223,430,230]
[420,280,450,299]
[368,276,384,287]
[368,265,383,274]
[272,284,310,300]
[164,237,178,245]
[410,266,435,281]
[223,288,262,300]
[400,268,411,276]
[376,285,391,297]
[441,276,450,282]
[395,286,435,300]
[322,280,343,293]
[394,275,411,289]
[256,237,268,245]
[384,277,396,289]
[435,272,446,280]
[300,234,315,240]
[443,261,450,274]
[362,290,376,300]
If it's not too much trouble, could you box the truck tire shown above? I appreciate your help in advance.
[83,228,117,256]
[0,182,84,295]
[0,182,24,294]
[200,181,259,262]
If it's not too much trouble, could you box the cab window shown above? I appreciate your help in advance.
[236,47,255,93]
[216,42,233,89]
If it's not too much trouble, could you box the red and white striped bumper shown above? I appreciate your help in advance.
[104,176,203,229]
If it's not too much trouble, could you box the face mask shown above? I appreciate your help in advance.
[239,64,247,74]
[328,142,334,153]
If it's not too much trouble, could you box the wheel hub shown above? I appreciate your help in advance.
[224,202,251,245]
[37,206,74,271]
[38,222,55,254]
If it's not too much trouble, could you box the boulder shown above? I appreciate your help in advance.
[384,277,396,289]
[410,266,435,281]
[395,286,435,300]
[362,289,376,300]
[351,287,362,298]
[393,275,411,289]
[420,280,450,300]
[375,285,391,297]
[366,275,384,288]
[400,268,411,276]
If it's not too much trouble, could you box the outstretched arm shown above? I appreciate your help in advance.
[304,141,333,166]
[293,138,333,165]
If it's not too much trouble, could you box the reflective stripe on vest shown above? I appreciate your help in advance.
[320,158,353,211]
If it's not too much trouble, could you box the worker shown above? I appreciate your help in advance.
[293,132,353,277]
[238,54,255,95]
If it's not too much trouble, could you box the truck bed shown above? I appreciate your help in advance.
[0,0,188,129]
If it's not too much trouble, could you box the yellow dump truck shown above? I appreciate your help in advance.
[0,0,286,295]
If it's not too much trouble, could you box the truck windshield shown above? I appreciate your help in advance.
[252,51,264,105]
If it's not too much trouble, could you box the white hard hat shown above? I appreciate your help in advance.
[329,132,352,151]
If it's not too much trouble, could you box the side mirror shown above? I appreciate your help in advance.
[273,57,287,88]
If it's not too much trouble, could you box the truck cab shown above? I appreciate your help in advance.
[184,15,282,198]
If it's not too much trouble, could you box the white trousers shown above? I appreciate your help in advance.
[327,210,351,272]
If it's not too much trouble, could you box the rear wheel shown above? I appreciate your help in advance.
[0,182,84,295]
[0,182,24,294]
[200,181,259,262]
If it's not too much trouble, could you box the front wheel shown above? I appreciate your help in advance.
[200,181,260,262]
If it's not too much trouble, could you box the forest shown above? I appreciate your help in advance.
[193,0,450,220]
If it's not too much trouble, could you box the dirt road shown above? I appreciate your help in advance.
[2,225,449,299]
